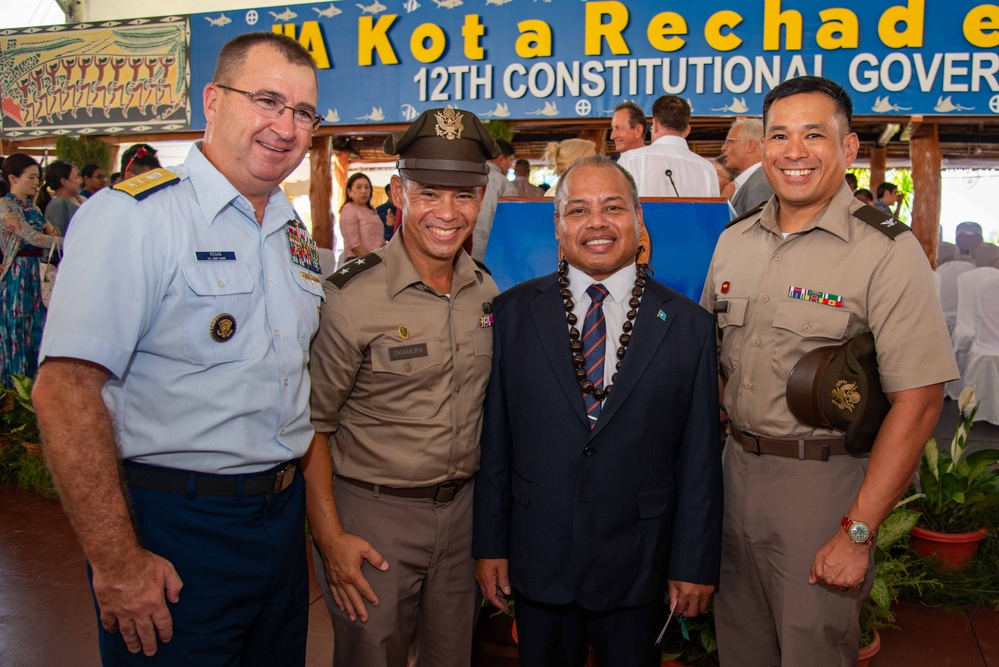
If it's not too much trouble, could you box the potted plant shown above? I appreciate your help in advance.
[1,374,41,455]
[911,387,999,568]
[858,499,940,666]
[660,606,718,667]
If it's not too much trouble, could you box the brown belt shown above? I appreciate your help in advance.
[336,475,471,503]
[730,425,848,462]
[16,247,43,257]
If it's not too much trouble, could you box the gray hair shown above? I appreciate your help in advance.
[554,155,640,217]
[730,118,764,142]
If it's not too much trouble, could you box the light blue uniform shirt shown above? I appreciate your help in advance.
[40,144,324,474]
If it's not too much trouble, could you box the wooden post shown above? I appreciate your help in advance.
[579,128,607,156]
[909,124,942,267]
[869,146,886,191]
[309,136,333,249]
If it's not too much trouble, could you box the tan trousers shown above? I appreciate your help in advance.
[714,438,875,667]
[313,478,480,667]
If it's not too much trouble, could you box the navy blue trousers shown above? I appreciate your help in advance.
[91,465,308,666]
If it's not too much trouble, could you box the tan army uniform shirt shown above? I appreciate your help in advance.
[701,183,958,438]
[310,231,499,487]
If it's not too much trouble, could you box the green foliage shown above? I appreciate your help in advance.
[0,374,56,499]
[661,602,718,666]
[482,120,515,143]
[913,389,999,532]
[54,137,113,173]
[1,374,40,444]
[859,506,941,647]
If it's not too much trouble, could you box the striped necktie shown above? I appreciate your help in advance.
[582,283,608,428]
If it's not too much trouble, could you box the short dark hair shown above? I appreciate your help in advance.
[854,188,874,204]
[614,101,646,129]
[554,155,640,214]
[43,160,75,192]
[763,76,853,135]
[81,163,102,178]
[495,139,515,158]
[876,182,897,199]
[121,143,160,174]
[213,32,317,88]
[0,153,39,197]
[844,172,858,189]
[651,96,690,133]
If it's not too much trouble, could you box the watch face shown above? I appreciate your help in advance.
[848,522,871,543]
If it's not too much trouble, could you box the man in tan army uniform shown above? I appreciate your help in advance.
[301,108,500,667]
[701,77,958,666]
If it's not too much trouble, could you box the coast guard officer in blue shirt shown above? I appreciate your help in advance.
[32,32,325,666]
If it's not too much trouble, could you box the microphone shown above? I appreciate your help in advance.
[665,169,680,197]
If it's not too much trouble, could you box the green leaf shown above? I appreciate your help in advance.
[869,577,891,610]
[923,438,940,480]
[878,509,920,550]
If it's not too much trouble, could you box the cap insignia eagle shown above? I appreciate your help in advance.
[831,380,861,412]
[435,108,464,140]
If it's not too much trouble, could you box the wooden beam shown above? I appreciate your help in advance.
[900,115,923,142]
[309,136,333,250]
[909,124,942,267]
[869,146,886,190]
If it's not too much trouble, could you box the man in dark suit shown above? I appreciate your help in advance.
[473,155,723,667]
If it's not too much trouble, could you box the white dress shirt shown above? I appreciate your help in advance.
[617,135,720,198]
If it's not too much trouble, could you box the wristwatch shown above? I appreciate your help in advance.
[841,516,875,544]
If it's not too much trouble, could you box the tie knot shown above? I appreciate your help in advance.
[586,283,608,304]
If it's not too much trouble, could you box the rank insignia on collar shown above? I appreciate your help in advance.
[210,313,237,342]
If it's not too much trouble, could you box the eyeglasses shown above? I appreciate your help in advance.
[214,84,324,130]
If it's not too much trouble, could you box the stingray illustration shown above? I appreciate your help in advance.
[482,103,511,117]
[433,0,463,7]
[711,97,748,113]
[687,98,694,113]
[404,0,421,12]
[401,104,418,121]
[486,0,513,5]
[357,1,388,14]
[526,101,559,116]
[934,95,975,113]
[871,96,912,113]
[313,3,343,18]
[205,13,231,27]
[325,108,341,123]
[358,107,385,121]
[268,7,298,21]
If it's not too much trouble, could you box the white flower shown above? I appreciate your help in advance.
[958,386,977,415]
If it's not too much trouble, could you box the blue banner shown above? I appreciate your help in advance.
[483,197,730,301]
[188,0,999,128]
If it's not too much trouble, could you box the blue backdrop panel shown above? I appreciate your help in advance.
[483,198,730,301]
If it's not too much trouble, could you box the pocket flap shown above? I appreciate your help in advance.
[370,339,441,376]
[717,297,748,329]
[773,299,850,340]
[291,267,326,300]
[181,263,255,296]
[638,488,672,519]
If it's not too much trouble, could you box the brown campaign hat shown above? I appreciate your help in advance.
[786,333,892,456]
[383,108,500,187]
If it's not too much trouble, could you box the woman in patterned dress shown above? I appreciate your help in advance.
[0,154,60,386]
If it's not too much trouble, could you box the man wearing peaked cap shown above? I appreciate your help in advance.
[700,76,958,665]
[304,107,500,666]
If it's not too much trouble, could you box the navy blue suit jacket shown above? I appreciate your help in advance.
[472,270,723,610]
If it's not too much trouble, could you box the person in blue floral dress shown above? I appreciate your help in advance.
[1,154,59,387]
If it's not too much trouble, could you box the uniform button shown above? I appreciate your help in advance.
[283,378,289,387]
[744,382,752,389]
[753,339,760,346]
[774,255,782,261]
[456,427,462,435]
[275,329,282,337]
[456,343,460,351]
[761,296,769,303]
[267,279,274,287]
[583,445,595,457]
[279,428,286,436]
[803,324,811,332]
[455,386,461,394]
[217,280,225,288]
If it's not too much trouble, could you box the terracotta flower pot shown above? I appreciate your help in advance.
[21,442,43,457]
[858,629,881,667]
[909,525,988,569]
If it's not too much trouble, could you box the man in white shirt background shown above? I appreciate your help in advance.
[609,101,647,159]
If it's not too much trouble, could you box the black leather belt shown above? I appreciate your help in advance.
[124,461,298,496]
[16,247,43,257]
[730,425,848,462]
[336,475,471,503]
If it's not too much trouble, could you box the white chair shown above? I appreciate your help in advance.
[964,276,999,425]
[936,260,977,334]
[946,267,999,399]
[932,271,941,299]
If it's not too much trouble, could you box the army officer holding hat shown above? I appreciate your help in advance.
[701,76,958,666]
[302,107,500,666]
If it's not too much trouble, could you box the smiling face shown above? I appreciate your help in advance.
[555,163,644,281]
[610,108,645,153]
[202,43,317,204]
[763,92,858,230]
[399,177,483,265]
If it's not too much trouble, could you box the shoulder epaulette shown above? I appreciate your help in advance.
[325,253,382,289]
[472,258,492,275]
[111,168,180,201]
[725,201,766,229]
[853,204,910,240]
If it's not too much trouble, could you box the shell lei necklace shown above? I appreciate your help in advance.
[558,258,649,400]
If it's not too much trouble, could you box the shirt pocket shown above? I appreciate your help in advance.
[716,296,749,377]
[369,338,443,417]
[771,299,851,382]
[180,262,258,365]
[290,267,324,346]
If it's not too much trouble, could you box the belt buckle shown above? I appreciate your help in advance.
[433,480,459,503]
[819,443,830,462]
[273,464,296,493]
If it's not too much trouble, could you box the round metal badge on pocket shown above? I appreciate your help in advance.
[210,313,237,342]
